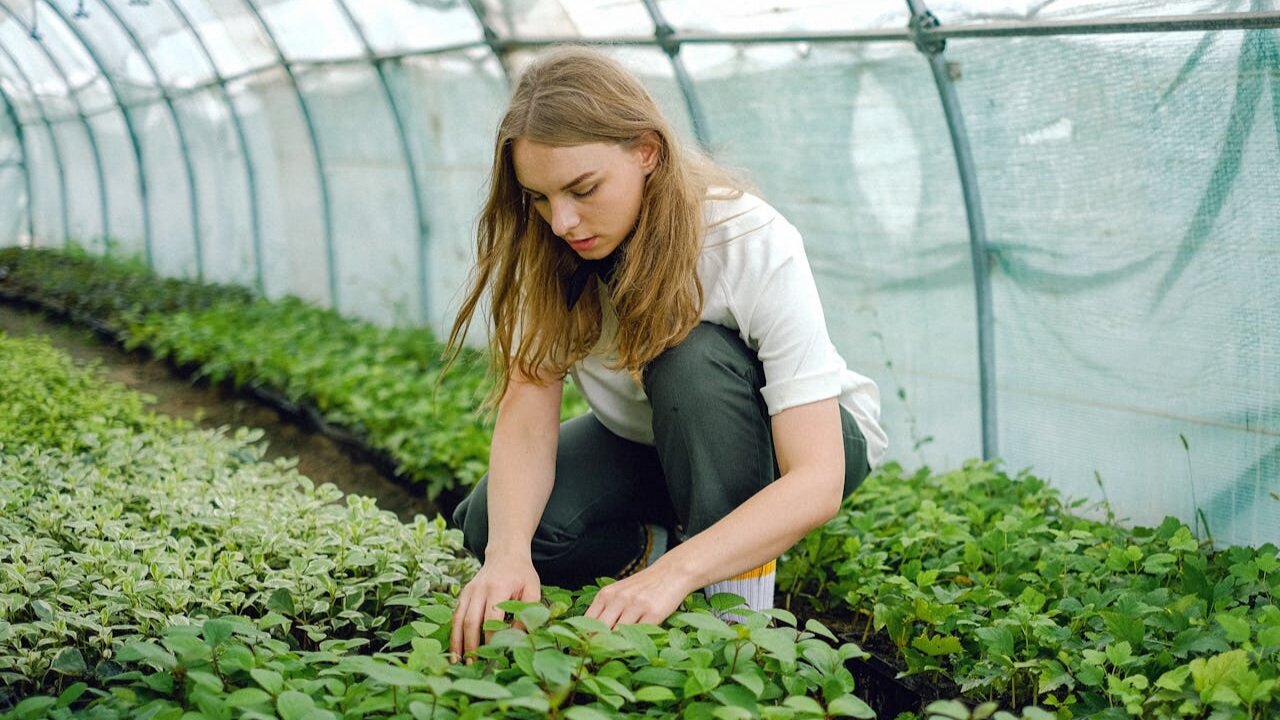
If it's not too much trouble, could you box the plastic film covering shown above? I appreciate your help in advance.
[1,27,108,251]
[681,41,982,472]
[943,30,1280,547]
[184,0,279,78]
[933,0,1252,24]
[393,50,508,334]
[173,87,256,286]
[0,84,24,244]
[477,0,655,38]
[659,0,908,33]
[226,67,329,308]
[343,0,486,55]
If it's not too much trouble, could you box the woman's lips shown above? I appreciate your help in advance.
[568,236,598,251]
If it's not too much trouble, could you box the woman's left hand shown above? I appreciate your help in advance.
[583,563,692,629]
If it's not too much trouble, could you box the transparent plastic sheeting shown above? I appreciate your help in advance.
[0,1,1277,548]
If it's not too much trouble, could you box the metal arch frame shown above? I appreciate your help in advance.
[237,0,339,313]
[639,0,712,153]
[33,1,152,265]
[164,0,265,293]
[331,0,433,324]
[93,0,204,279]
[464,0,512,83]
[0,44,64,243]
[0,3,107,250]
[0,76,34,242]
[904,0,997,461]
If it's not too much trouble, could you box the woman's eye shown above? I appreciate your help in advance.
[572,185,597,199]
[528,194,547,204]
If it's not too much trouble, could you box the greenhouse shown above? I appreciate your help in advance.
[1,0,1278,718]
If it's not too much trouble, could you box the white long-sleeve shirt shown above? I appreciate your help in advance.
[569,190,887,468]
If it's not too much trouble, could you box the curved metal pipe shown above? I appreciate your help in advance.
[331,0,433,324]
[0,75,34,243]
[164,0,265,292]
[464,0,512,83]
[640,0,712,152]
[94,0,204,279]
[238,0,340,310]
[905,0,998,460]
[35,1,151,264]
[0,2,106,249]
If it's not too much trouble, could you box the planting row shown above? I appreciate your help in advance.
[0,332,916,719]
[0,247,586,501]
[782,462,1280,718]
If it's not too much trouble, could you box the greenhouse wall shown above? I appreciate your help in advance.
[0,1,1277,549]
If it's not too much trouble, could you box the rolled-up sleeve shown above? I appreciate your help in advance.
[732,217,847,416]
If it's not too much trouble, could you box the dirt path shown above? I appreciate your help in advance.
[0,301,440,524]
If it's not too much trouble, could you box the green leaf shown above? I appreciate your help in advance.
[563,707,612,720]
[751,627,798,664]
[924,699,971,719]
[635,685,677,703]
[51,647,87,675]
[219,644,255,674]
[452,678,512,699]
[54,683,88,709]
[533,648,575,688]
[1105,641,1135,668]
[117,640,177,671]
[633,666,686,688]
[1102,611,1145,648]
[974,626,1014,659]
[226,688,273,707]
[340,656,429,687]
[1190,649,1249,699]
[708,592,747,613]
[12,696,56,720]
[277,690,316,720]
[1155,665,1192,691]
[710,683,758,710]
[828,693,876,718]
[804,618,837,642]
[1216,613,1251,644]
[674,612,737,639]
[251,668,284,695]
[731,671,765,698]
[911,633,963,657]
[684,667,723,697]
[268,588,296,615]
[517,603,554,631]
[782,695,825,715]
[563,615,610,635]
[202,618,233,647]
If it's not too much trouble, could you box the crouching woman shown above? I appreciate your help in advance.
[443,46,886,661]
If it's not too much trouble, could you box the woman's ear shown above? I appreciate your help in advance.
[635,131,662,175]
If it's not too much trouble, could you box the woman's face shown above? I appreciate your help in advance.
[512,137,657,260]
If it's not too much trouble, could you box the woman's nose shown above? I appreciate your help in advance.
[549,199,580,237]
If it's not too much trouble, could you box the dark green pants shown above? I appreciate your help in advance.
[451,322,870,589]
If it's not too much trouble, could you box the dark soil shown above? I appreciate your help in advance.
[782,593,962,718]
[0,301,439,524]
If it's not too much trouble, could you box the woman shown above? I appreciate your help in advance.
[444,46,886,660]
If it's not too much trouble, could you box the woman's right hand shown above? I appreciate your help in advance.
[449,554,542,663]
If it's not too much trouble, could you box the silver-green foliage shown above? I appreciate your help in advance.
[0,333,476,699]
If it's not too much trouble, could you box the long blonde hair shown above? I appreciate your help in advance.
[445,46,747,406]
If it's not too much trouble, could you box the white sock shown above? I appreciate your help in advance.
[704,560,776,620]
